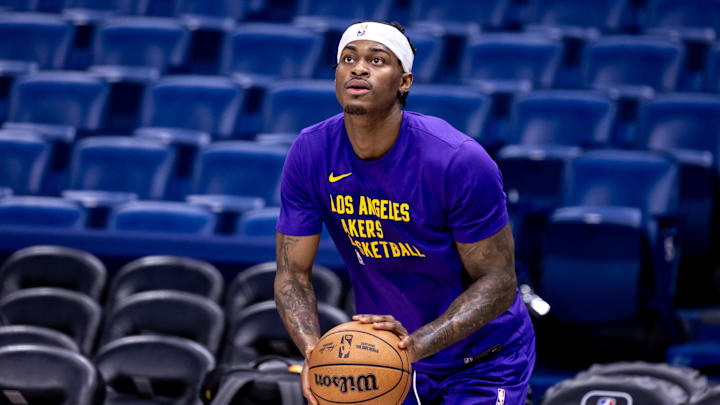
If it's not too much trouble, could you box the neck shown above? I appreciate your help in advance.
[344,104,403,160]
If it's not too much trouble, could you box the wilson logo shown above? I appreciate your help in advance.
[314,373,379,393]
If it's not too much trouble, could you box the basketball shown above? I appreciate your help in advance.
[307,321,413,405]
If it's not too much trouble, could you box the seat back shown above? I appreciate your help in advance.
[411,0,511,27]
[527,0,630,30]
[175,0,245,19]
[107,255,223,307]
[582,36,685,93]
[510,90,616,147]
[0,197,86,228]
[0,325,79,351]
[93,17,189,71]
[109,201,216,234]
[236,207,281,237]
[141,75,245,138]
[8,72,110,131]
[0,13,74,69]
[0,245,106,300]
[706,43,720,92]
[638,93,720,154]
[0,287,101,354]
[460,33,563,89]
[406,85,490,140]
[95,335,214,405]
[645,0,720,30]
[193,141,287,205]
[542,374,686,405]
[69,137,175,200]
[564,150,679,216]
[404,28,445,84]
[263,81,340,134]
[102,290,224,353]
[221,24,324,79]
[64,0,141,13]
[225,301,349,364]
[0,345,102,405]
[295,0,393,20]
[226,261,342,315]
[0,131,48,195]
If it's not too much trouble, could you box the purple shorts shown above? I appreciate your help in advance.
[402,335,536,405]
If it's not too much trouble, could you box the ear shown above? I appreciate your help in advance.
[399,72,413,94]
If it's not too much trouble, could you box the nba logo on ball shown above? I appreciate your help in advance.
[496,388,505,405]
[598,399,616,405]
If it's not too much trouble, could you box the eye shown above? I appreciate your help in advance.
[343,55,354,63]
[371,57,384,64]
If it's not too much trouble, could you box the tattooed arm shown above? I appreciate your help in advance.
[274,231,322,357]
[357,223,517,362]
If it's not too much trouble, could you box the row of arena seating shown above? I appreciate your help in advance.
[0,246,349,357]
[0,245,346,404]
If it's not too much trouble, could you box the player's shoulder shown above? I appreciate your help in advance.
[404,111,476,152]
[288,112,344,156]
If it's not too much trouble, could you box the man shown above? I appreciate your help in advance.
[275,21,535,405]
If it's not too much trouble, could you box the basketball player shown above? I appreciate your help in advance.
[275,21,536,405]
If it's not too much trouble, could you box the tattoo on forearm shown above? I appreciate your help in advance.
[411,226,517,361]
[275,234,321,354]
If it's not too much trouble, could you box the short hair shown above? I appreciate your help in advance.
[333,21,416,107]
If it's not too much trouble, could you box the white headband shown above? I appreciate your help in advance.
[337,22,414,73]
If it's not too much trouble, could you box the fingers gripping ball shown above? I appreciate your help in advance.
[308,321,412,404]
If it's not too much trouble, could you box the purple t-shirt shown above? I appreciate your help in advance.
[277,110,534,373]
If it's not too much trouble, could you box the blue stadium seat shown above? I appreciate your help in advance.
[644,0,720,40]
[0,325,79,351]
[226,261,341,316]
[0,245,106,301]
[221,23,324,81]
[536,151,681,364]
[140,75,246,140]
[0,287,101,354]
[0,130,49,195]
[0,345,102,405]
[235,207,281,237]
[636,94,720,268]
[64,0,143,15]
[295,0,393,22]
[94,335,215,405]
[101,290,224,353]
[405,85,491,141]
[175,0,245,29]
[68,136,176,200]
[263,80,339,134]
[0,13,74,70]
[6,71,110,138]
[91,16,190,81]
[582,35,685,95]
[460,33,563,91]
[106,255,223,308]
[509,90,617,147]
[109,201,216,234]
[190,141,287,209]
[404,27,445,84]
[0,197,86,228]
[706,42,720,92]
[526,0,631,32]
[409,0,512,32]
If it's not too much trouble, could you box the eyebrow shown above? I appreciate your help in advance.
[342,44,392,56]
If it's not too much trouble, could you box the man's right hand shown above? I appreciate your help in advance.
[302,348,318,405]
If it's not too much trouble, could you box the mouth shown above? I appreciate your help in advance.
[345,79,371,95]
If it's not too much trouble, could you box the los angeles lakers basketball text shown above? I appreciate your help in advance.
[330,194,426,259]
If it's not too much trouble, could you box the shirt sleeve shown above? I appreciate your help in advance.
[276,134,323,236]
[446,140,509,243]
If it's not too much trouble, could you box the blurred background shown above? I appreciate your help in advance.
[0,0,718,404]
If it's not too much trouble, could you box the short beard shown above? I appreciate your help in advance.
[344,104,368,115]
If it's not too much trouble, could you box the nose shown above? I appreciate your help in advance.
[351,59,369,77]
